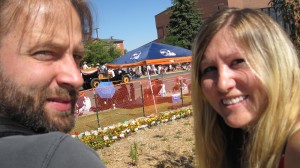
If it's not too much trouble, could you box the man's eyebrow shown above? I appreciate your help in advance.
[28,40,85,54]
[29,40,68,51]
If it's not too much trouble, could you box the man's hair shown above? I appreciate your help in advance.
[0,0,93,47]
[192,8,300,168]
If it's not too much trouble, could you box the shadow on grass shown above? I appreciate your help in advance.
[155,150,194,168]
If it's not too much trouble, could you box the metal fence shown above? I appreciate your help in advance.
[72,71,191,134]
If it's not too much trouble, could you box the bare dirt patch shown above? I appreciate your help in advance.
[97,116,195,168]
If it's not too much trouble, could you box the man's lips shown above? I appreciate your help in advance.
[46,98,72,111]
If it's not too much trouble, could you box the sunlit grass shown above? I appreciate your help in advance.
[72,95,191,133]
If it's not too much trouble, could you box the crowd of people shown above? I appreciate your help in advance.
[81,61,192,79]
[142,63,191,75]
[0,0,299,168]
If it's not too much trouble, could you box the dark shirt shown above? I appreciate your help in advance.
[0,117,106,168]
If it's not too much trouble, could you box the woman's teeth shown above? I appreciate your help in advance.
[222,96,246,105]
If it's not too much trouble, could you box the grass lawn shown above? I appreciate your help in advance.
[71,95,191,134]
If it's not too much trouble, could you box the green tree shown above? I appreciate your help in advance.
[269,0,300,51]
[83,41,122,65]
[164,0,203,49]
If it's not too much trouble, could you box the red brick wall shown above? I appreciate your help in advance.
[228,0,271,8]
[197,0,228,18]
[155,9,171,43]
[155,0,272,41]
[115,42,125,55]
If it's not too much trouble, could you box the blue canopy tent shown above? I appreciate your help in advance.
[106,42,192,114]
[106,42,192,68]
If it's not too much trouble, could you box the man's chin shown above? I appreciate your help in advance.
[45,109,75,133]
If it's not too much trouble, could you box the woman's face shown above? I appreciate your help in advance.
[200,27,266,129]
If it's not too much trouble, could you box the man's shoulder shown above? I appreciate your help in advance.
[0,132,105,168]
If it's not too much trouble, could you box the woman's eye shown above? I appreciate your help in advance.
[232,59,246,66]
[202,66,217,75]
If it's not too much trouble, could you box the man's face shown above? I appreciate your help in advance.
[0,3,84,133]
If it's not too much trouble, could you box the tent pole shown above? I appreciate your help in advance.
[140,82,145,117]
[147,66,158,114]
[93,89,100,128]
[180,79,184,107]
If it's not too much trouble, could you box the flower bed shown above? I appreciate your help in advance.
[72,107,193,150]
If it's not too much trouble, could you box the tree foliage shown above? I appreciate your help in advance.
[269,0,300,51]
[83,41,122,65]
[163,0,203,49]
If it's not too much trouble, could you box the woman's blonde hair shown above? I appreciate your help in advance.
[192,8,300,168]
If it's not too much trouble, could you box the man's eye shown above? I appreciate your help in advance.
[34,50,52,56]
[73,54,83,61]
[32,51,55,60]
[74,54,83,65]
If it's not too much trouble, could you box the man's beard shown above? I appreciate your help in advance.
[0,72,78,133]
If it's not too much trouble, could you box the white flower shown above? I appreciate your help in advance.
[84,131,91,136]
[71,135,76,138]
[78,134,83,139]
[134,128,139,132]
[119,134,125,138]
[112,136,118,140]
[103,127,108,132]
[103,136,109,141]
[92,131,98,136]
[151,121,156,125]
[138,125,147,129]
[172,115,176,120]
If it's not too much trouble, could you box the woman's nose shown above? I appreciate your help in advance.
[217,66,235,93]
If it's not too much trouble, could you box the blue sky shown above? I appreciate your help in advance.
[90,0,172,51]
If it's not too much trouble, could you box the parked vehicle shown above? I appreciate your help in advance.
[81,68,131,90]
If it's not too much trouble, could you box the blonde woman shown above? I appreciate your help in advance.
[192,8,300,168]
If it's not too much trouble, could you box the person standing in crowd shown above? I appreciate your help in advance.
[192,8,300,168]
[83,61,89,69]
[0,0,105,167]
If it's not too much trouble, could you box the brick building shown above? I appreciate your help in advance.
[155,0,287,42]
[92,37,125,55]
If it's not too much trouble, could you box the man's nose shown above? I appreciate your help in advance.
[56,55,83,90]
[217,66,235,93]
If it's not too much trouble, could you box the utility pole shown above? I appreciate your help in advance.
[94,28,100,39]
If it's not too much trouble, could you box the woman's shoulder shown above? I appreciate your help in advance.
[284,124,300,168]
